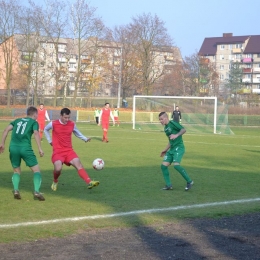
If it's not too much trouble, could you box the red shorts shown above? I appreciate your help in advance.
[38,122,45,131]
[102,121,109,130]
[52,149,78,166]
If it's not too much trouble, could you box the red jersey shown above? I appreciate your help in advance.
[38,109,46,123]
[101,108,111,122]
[51,120,75,151]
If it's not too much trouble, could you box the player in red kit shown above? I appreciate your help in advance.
[98,102,115,142]
[37,104,50,140]
[44,108,99,191]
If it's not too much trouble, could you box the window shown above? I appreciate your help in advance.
[246,64,252,68]
[49,43,54,49]
[220,45,225,50]
[229,44,233,50]
[229,55,233,60]
[220,65,224,70]
[219,74,224,80]
[246,54,252,58]
[257,54,260,58]
[236,43,242,48]
[220,55,224,60]
[245,74,252,79]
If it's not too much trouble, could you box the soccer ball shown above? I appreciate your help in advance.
[92,158,105,170]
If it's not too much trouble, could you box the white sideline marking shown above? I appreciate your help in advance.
[0,198,260,229]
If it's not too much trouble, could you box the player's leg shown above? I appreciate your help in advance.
[173,147,193,191]
[161,151,173,190]
[24,148,45,200]
[9,146,22,199]
[38,122,44,140]
[70,156,99,189]
[51,159,63,191]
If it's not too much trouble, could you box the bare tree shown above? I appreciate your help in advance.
[69,0,107,107]
[30,0,69,107]
[127,13,173,95]
[0,0,21,107]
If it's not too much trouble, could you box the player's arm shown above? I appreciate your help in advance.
[45,110,50,121]
[44,121,53,145]
[179,111,182,121]
[73,125,91,143]
[169,128,186,140]
[98,110,103,125]
[110,111,115,125]
[33,129,44,157]
[0,124,13,153]
[160,143,170,157]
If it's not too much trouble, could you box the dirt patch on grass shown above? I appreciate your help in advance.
[0,212,260,260]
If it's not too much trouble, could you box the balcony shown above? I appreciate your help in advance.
[252,78,260,83]
[69,58,77,63]
[58,48,66,53]
[164,55,174,61]
[82,59,91,64]
[232,48,242,54]
[21,55,33,61]
[238,88,251,94]
[58,57,67,63]
[243,68,252,73]
[253,67,260,72]
[242,78,251,83]
[252,89,260,94]
[200,58,210,64]
[242,58,253,63]
[68,67,76,72]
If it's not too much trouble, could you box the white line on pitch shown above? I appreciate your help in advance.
[0,198,259,229]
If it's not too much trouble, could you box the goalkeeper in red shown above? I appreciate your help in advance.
[159,112,193,191]
[44,107,99,191]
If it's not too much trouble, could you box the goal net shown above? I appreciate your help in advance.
[132,95,233,135]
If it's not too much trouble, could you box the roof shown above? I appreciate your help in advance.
[243,35,260,54]
[199,35,249,56]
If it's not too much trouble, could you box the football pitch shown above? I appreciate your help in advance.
[0,122,259,243]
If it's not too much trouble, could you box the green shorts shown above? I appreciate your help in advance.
[9,146,38,168]
[163,146,185,164]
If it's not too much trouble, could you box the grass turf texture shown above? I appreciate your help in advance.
[0,122,260,243]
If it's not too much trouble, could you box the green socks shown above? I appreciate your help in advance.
[174,165,192,183]
[33,172,42,192]
[12,173,21,190]
[161,164,171,186]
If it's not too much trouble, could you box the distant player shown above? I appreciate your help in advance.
[171,106,181,123]
[0,106,45,201]
[98,102,115,142]
[113,107,120,127]
[37,103,50,140]
[44,107,99,191]
[159,112,193,191]
[94,108,100,124]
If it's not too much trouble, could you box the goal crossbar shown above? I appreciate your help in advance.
[132,95,218,134]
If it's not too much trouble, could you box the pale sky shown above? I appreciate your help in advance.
[21,0,260,58]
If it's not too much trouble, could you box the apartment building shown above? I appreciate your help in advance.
[199,33,260,95]
[0,34,181,97]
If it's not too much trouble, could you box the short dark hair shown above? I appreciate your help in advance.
[158,112,167,117]
[105,102,109,106]
[39,103,44,106]
[27,106,38,116]
[60,108,71,116]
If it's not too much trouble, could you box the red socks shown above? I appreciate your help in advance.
[78,168,91,184]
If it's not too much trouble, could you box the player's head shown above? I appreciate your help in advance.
[27,106,38,120]
[159,112,169,125]
[176,106,179,110]
[105,102,110,108]
[39,103,44,109]
[60,108,71,124]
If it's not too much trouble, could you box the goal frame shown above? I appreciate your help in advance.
[132,95,218,134]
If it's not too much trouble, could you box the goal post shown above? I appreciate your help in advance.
[132,95,231,134]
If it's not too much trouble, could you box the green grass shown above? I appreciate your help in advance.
[0,122,260,243]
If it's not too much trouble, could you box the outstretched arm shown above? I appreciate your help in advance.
[44,121,53,145]
[0,124,13,154]
[73,125,91,142]
[160,143,170,157]
[45,110,50,121]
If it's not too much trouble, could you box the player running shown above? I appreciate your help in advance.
[44,107,99,191]
[159,111,193,191]
[0,106,45,201]
[37,103,50,141]
[98,102,115,142]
